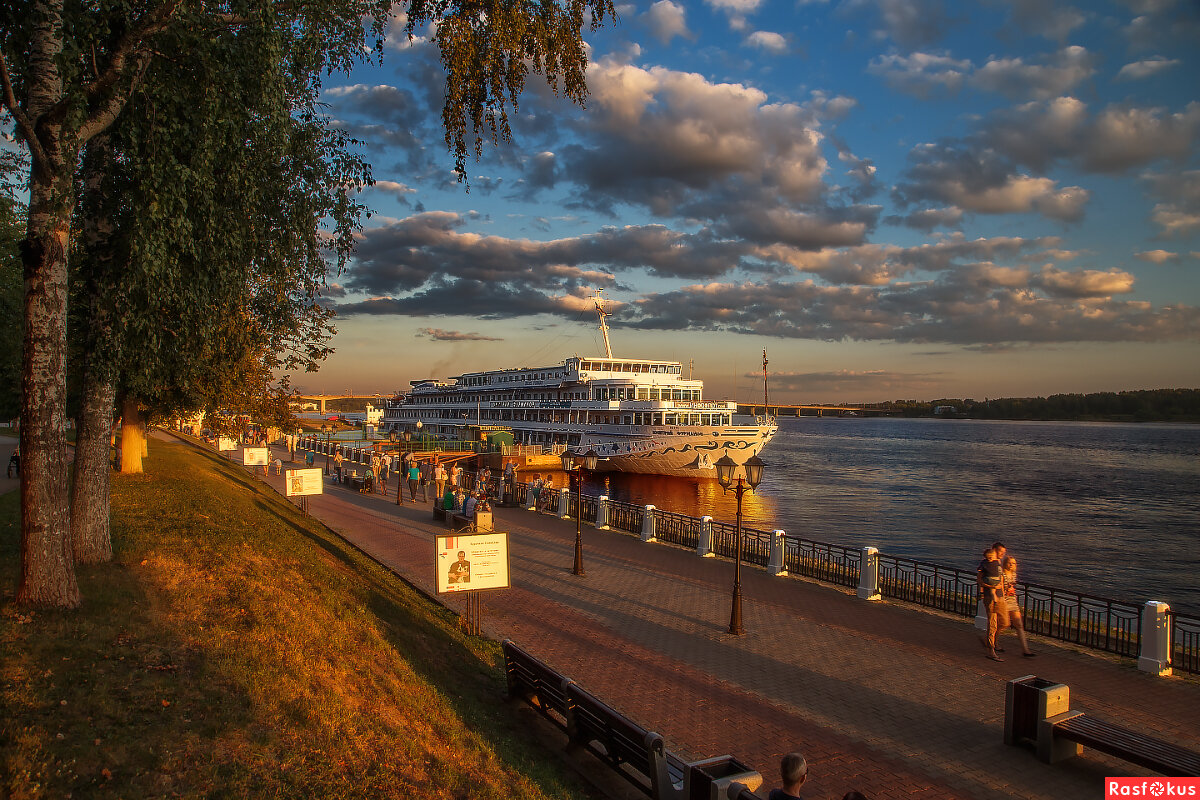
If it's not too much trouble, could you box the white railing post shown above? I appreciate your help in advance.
[558,489,571,519]
[696,516,714,557]
[768,530,787,576]
[525,483,537,511]
[1138,600,1172,676]
[641,506,657,542]
[595,495,609,529]
[857,546,882,601]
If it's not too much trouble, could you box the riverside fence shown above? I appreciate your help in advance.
[293,437,1199,678]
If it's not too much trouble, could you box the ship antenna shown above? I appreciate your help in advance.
[594,290,614,358]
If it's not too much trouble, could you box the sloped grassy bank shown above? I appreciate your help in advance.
[0,441,595,799]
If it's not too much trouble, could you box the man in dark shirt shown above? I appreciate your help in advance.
[448,551,471,584]
[977,547,1005,661]
[768,752,807,800]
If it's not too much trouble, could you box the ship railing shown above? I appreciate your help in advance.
[653,510,700,548]
[1167,610,1200,675]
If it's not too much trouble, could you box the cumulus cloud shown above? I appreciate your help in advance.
[560,59,874,249]
[1135,250,1180,263]
[968,46,1095,100]
[844,0,954,49]
[1032,267,1136,298]
[642,1,691,44]
[746,31,787,53]
[417,328,504,342]
[1142,170,1200,237]
[1117,56,1180,81]
[1005,0,1086,41]
[894,143,1090,221]
[867,52,972,98]
[620,278,1199,346]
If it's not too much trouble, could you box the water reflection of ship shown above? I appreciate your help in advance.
[548,471,776,530]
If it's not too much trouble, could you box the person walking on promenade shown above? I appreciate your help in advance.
[977,546,1007,661]
[371,453,384,495]
[434,461,447,502]
[768,752,808,800]
[530,474,542,508]
[418,460,430,501]
[450,463,462,491]
[381,452,392,486]
[333,450,344,483]
[1001,555,1036,657]
[408,460,420,500]
[539,476,555,513]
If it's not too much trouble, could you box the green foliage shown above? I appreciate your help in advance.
[0,196,21,419]
[879,389,1200,421]
[406,0,617,179]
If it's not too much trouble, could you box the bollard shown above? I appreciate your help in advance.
[857,546,882,601]
[526,483,537,511]
[558,489,571,519]
[641,506,656,542]
[1138,600,1172,676]
[768,530,787,576]
[595,495,610,529]
[696,516,714,557]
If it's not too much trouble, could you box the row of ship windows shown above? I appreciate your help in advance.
[407,387,701,403]
[459,362,684,387]
[401,410,734,426]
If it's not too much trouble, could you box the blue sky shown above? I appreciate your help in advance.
[308,0,1200,403]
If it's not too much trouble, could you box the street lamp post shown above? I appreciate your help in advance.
[715,453,766,636]
[322,424,331,475]
[561,449,600,576]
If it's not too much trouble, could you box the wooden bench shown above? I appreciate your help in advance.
[502,640,686,799]
[1043,711,1200,776]
[432,505,447,522]
[1005,676,1200,776]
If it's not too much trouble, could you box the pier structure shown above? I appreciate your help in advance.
[234,432,1199,800]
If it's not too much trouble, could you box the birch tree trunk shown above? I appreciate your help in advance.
[17,174,80,606]
[70,369,114,563]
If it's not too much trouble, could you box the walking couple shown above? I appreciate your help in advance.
[976,541,1035,662]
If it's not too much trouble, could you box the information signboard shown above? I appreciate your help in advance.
[243,447,269,466]
[284,468,324,497]
[217,437,236,452]
[435,532,511,594]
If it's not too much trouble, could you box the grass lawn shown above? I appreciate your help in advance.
[0,441,597,799]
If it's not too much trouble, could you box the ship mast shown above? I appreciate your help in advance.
[595,291,614,358]
[762,349,769,413]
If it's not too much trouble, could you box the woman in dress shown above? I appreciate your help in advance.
[1001,556,1035,657]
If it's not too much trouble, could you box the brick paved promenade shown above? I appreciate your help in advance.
[222,441,1199,800]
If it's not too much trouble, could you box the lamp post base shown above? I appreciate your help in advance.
[728,586,744,635]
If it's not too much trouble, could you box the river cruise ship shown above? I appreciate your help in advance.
[382,301,777,477]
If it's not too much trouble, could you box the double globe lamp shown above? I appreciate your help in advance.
[713,453,765,636]
[560,448,601,576]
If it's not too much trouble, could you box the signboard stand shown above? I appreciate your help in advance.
[435,531,509,636]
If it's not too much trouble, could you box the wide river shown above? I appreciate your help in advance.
[568,417,1200,614]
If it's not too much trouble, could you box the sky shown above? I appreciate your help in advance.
[305,0,1200,404]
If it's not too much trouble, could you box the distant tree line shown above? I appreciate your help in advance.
[878,389,1200,422]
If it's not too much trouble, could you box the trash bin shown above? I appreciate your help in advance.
[1004,675,1069,746]
[687,756,762,800]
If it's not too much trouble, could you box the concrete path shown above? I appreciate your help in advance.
[191,437,1200,800]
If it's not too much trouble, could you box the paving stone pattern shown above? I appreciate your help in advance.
[225,442,1200,800]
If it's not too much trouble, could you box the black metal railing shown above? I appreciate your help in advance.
[1168,611,1200,675]
[877,554,974,614]
[785,537,861,589]
[606,500,643,534]
[1018,584,1142,659]
[654,509,700,548]
[710,521,771,567]
[580,494,598,524]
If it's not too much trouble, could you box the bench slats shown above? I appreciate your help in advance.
[1056,715,1200,777]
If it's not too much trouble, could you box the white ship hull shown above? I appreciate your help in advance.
[578,425,777,478]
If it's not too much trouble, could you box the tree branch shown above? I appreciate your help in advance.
[76,52,152,145]
[0,52,50,173]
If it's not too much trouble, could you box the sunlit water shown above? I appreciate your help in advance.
[557,417,1200,613]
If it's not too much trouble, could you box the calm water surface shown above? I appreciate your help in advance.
[568,418,1200,614]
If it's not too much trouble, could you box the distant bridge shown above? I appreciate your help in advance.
[291,394,386,413]
[736,403,895,417]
